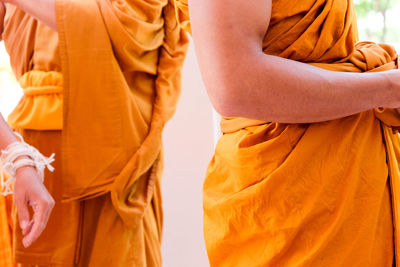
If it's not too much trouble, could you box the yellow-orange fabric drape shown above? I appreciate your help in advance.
[2,0,188,265]
[176,0,400,266]
[8,71,63,130]
[0,195,12,267]
[56,0,189,226]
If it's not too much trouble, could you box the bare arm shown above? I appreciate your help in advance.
[189,0,400,123]
[1,0,56,31]
[0,114,54,248]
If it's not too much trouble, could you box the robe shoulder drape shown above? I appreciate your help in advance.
[56,0,189,227]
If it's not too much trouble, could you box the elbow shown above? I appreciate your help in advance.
[206,79,246,118]
[200,53,263,118]
[211,98,237,118]
[207,77,278,121]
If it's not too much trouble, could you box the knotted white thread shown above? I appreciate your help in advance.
[0,132,55,196]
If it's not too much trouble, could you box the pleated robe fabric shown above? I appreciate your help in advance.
[175,0,400,266]
[1,0,188,265]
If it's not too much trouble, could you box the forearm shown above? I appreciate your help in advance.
[205,51,398,123]
[0,114,18,150]
[4,0,56,31]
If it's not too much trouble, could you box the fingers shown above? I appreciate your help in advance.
[22,220,33,236]
[13,166,55,247]
[14,194,31,235]
[22,197,54,248]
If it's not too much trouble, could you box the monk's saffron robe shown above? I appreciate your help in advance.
[0,195,12,267]
[175,0,400,266]
[2,0,188,265]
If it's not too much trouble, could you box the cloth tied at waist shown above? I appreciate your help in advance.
[221,41,399,134]
[8,70,63,130]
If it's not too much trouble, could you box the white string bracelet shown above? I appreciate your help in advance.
[0,132,55,196]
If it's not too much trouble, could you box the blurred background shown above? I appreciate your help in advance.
[355,0,400,45]
[0,1,399,266]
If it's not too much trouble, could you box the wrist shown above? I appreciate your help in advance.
[0,133,55,195]
[388,73,400,108]
[375,71,399,108]
[15,156,35,175]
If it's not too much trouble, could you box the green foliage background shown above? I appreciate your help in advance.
[354,0,400,44]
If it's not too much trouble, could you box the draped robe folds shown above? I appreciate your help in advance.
[57,0,188,226]
[1,0,188,265]
[175,0,400,266]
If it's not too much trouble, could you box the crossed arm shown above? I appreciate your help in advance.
[189,0,400,123]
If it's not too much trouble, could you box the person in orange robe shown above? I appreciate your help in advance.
[0,4,55,266]
[0,0,188,265]
[176,0,400,266]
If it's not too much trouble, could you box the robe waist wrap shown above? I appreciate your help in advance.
[8,70,63,130]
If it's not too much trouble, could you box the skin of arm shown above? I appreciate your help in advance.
[0,7,54,247]
[189,0,400,123]
[1,0,56,31]
[0,115,55,248]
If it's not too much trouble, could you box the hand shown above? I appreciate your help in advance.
[14,164,54,248]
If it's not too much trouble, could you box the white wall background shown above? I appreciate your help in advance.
[161,41,213,267]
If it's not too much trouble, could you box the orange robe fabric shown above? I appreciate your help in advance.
[0,195,12,267]
[176,0,400,266]
[13,130,164,266]
[2,0,188,265]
